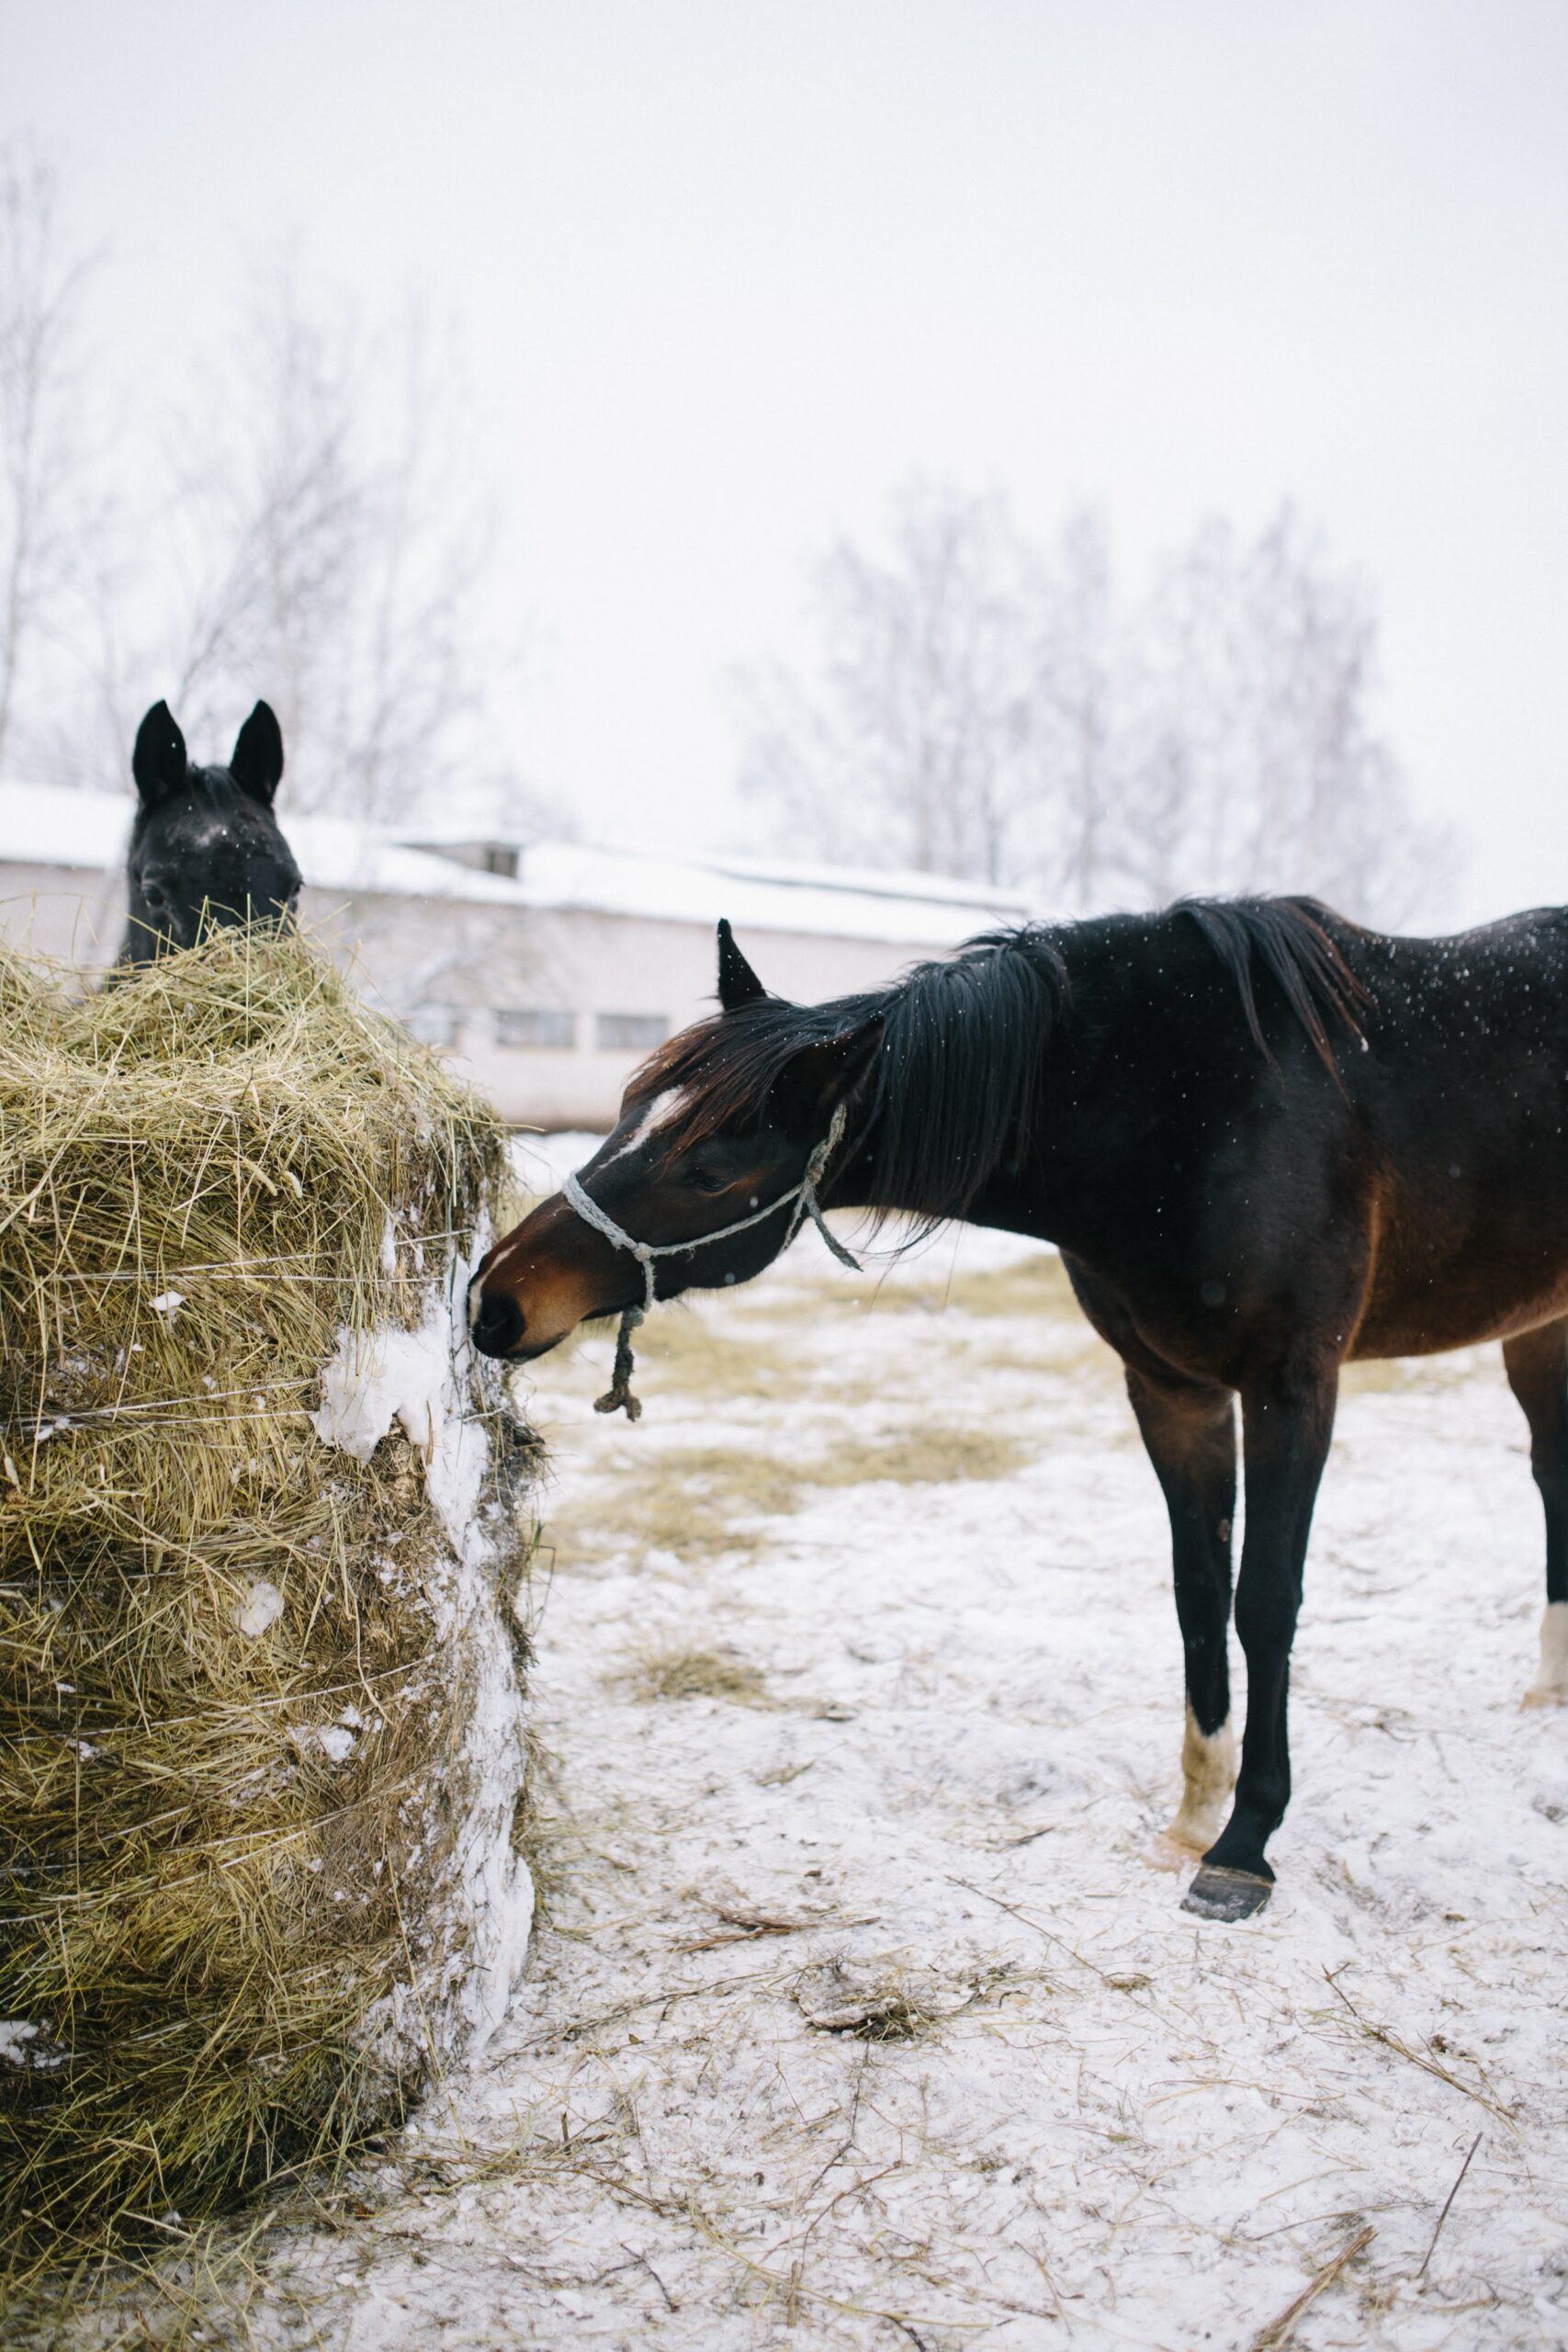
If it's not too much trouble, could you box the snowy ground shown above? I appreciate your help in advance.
[78,1153,1568,2348]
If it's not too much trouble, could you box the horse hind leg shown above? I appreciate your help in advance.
[1124,1369,1238,1864]
[1503,1322,1568,1705]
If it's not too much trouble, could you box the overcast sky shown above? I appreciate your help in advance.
[6,0,1566,922]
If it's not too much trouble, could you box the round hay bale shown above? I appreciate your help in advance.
[0,933,537,2256]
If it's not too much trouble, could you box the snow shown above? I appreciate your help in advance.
[62,1218,1568,2346]
[502,839,1031,946]
[310,1237,535,2075]
[311,1301,488,1555]
[234,1577,285,1638]
[0,780,1030,948]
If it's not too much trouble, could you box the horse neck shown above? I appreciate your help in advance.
[823,914,1191,1246]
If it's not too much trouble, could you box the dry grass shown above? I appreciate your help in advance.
[0,932,534,2279]
[556,1427,1026,1572]
[775,1246,1084,1324]
[810,1426,1027,1487]
[553,1444,803,1565]
[793,1960,942,2042]
[619,1308,807,1400]
[626,1646,773,1706]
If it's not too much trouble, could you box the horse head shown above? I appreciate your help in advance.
[468,922,881,1360]
[119,700,302,966]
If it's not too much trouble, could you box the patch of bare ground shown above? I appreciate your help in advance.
[626,1645,774,1706]
[842,1245,1086,1322]
[554,1444,805,1564]
[552,1430,1032,1571]
[615,1305,808,1399]
[809,1426,1029,1487]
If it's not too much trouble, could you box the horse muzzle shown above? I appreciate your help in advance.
[468,1276,580,1362]
[468,1195,628,1359]
[468,1288,527,1358]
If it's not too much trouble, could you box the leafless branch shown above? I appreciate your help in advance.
[0,141,102,772]
[736,480,1457,922]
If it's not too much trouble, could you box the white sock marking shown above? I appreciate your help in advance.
[1168,1705,1236,1851]
[1525,1599,1568,1704]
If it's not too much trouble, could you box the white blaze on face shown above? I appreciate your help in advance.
[1167,1706,1237,1851]
[606,1089,688,1164]
[1524,1600,1568,1706]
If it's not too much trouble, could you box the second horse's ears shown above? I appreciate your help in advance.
[230,700,285,805]
[716,918,768,1011]
[131,701,189,804]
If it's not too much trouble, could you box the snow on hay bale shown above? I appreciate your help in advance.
[0,933,537,2255]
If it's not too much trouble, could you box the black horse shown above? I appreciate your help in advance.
[118,699,300,967]
[472,902,1568,1920]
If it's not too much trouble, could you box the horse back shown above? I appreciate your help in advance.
[1340,907,1568,1355]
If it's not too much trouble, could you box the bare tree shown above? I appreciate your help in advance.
[737,482,1049,886]
[738,481,1454,924]
[0,143,98,774]
[1108,508,1443,919]
[0,184,536,829]
[138,260,509,828]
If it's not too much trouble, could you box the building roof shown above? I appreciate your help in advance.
[0,780,1032,950]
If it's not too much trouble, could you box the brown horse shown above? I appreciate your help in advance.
[471,904,1568,1919]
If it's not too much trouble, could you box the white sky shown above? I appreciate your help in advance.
[6,0,1567,922]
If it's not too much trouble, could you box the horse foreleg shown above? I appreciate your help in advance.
[1183,1356,1337,1922]
[1125,1369,1237,1865]
[1503,1322,1568,1706]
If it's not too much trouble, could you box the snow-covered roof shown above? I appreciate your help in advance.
[0,780,1032,950]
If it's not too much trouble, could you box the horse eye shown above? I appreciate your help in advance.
[141,879,169,913]
[685,1162,729,1195]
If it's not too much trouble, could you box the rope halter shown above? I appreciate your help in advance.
[560,1099,860,1419]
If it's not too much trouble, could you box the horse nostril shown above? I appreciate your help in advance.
[471,1289,525,1358]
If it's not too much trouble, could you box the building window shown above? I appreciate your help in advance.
[404,1005,460,1049]
[480,845,520,878]
[595,1012,667,1053]
[495,1006,576,1050]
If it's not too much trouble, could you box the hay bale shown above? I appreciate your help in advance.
[0,933,537,2256]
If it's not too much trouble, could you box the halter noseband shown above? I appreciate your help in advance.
[560,1100,860,1419]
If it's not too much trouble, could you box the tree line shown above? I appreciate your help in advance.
[4,141,1453,920]
[735,482,1452,923]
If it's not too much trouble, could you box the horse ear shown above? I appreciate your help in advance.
[230,700,285,805]
[769,1016,883,1135]
[131,701,188,804]
[716,918,767,1011]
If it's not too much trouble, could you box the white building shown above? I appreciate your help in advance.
[0,782,1031,1128]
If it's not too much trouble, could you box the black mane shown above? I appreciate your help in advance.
[1174,896,1366,1071]
[636,895,1366,1232]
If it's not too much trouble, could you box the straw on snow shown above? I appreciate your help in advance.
[0,930,539,2264]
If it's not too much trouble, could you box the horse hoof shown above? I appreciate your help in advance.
[1180,1864,1272,1922]
[1522,1686,1567,1710]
